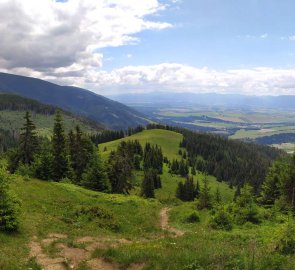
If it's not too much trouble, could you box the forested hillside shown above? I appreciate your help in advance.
[0,72,150,130]
[0,93,103,153]
[0,113,294,270]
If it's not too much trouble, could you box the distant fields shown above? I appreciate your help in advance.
[138,107,295,152]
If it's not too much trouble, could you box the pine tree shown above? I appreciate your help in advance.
[52,111,68,181]
[18,111,38,165]
[198,174,212,209]
[82,152,110,192]
[215,186,222,204]
[176,182,185,200]
[195,179,200,198]
[141,169,155,198]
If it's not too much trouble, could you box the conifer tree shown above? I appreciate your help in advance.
[141,169,155,198]
[52,111,68,181]
[198,174,212,209]
[191,166,196,176]
[195,179,200,198]
[18,111,38,165]
[215,186,222,204]
[82,151,110,192]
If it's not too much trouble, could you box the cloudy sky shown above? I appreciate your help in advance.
[0,0,295,96]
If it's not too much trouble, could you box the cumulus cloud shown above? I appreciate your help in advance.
[85,64,295,96]
[0,0,171,76]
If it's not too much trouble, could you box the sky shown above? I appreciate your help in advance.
[0,0,295,96]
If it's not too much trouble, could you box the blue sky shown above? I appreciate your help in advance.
[102,0,295,70]
[0,0,295,95]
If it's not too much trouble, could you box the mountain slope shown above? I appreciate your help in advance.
[0,93,103,146]
[0,72,149,130]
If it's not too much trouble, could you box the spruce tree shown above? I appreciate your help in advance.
[18,111,38,165]
[141,169,155,198]
[52,111,68,181]
[82,152,110,192]
[198,174,212,209]
[215,186,222,204]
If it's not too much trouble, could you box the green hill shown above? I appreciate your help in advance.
[0,72,150,130]
[100,129,234,203]
[0,93,103,138]
[1,128,295,269]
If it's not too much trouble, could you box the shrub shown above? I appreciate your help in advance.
[185,212,200,223]
[0,169,21,232]
[272,222,295,255]
[209,207,233,231]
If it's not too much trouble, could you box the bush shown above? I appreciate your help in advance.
[272,222,295,255]
[0,169,21,232]
[185,212,200,223]
[209,207,233,231]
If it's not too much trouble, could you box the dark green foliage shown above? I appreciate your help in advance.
[33,141,53,180]
[52,111,69,181]
[91,130,125,145]
[232,184,260,224]
[273,222,295,255]
[69,126,94,183]
[198,175,212,209]
[215,186,222,204]
[260,154,295,208]
[0,169,21,232]
[169,158,189,177]
[140,169,155,198]
[82,152,110,192]
[147,123,283,191]
[143,143,163,174]
[191,166,196,176]
[107,142,134,194]
[176,176,196,201]
[210,207,233,231]
[185,212,200,223]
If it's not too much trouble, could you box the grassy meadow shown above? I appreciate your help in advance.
[1,129,295,269]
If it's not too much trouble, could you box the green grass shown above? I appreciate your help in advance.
[1,128,294,269]
[0,110,99,137]
[100,129,183,160]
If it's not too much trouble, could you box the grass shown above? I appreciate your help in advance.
[0,110,99,137]
[100,129,183,160]
[1,128,294,269]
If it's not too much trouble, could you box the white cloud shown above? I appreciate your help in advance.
[289,36,295,41]
[0,0,171,75]
[81,64,295,96]
[260,33,268,39]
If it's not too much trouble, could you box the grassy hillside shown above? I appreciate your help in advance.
[100,129,234,203]
[1,129,294,270]
[0,72,150,130]
[0,93,103,137]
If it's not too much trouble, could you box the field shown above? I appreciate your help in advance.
[1,129,295,270]
[135,106,295,152]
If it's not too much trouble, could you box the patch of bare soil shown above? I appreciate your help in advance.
[160,207,185,237]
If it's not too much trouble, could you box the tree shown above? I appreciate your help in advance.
[33,140,53,180]
[215,186,222,204]
[191,166,196,176]
[141,169,155,198]
[198,174,212,209]
[69,126,93,183]
[176,176,195,201]
[107,144,133,194]
[52,111,69,181]
[0,168,21,232]
[82,152,110,192]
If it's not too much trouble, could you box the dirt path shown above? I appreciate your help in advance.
[160,207,185,237]
[28,207,184,269]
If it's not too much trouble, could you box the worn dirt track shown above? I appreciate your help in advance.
[29,208,185,269]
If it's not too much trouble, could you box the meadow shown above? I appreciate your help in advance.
[1,129,294,270]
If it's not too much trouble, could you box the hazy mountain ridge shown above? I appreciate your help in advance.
[109,92,295,110]
[0,72,149,130]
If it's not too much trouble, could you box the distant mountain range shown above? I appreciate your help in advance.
[109,92,295,110]
[0,72,149,130]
